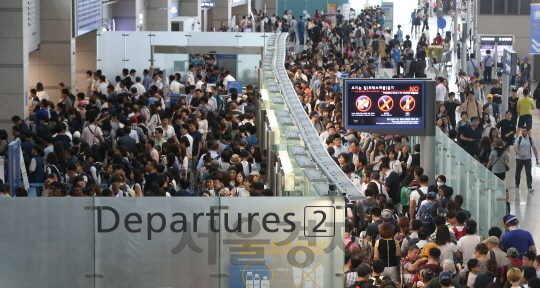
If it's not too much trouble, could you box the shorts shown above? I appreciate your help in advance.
[518,114,532,129]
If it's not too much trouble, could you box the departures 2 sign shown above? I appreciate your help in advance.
[344,80,425,130]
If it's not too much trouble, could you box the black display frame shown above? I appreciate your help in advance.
[343,78,436,136]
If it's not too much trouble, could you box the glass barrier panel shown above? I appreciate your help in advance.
[218,197,345,288]
[0,198,95,287]
[125,32,152,80]
[93,198,220,287]
[96,31,126,80]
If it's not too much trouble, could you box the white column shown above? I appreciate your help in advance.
[0,0,30,140]
[146,0,172,31]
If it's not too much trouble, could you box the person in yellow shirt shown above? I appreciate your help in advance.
[517,88,535,137]
[0,184,10,197]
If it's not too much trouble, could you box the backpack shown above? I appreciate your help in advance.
[356,28,363,38]
[415,189,427,212]
[452,226,467,240]
[102,130,113,148]
[282,23,289,32]
[81,172,95,186]
[345,235,360,250]
[405,236,420,251]
[436,197,450,216]
[68,93,76,105]
[371,39,379,52]
[362,200,378,229]
[420,204,434,225]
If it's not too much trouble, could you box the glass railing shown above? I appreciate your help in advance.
[435,129,506,238]
[258,33,364,197]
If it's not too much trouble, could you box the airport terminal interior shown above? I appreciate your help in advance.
[1,0,540,287]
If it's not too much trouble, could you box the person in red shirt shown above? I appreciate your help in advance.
[435,33,443,45]
[412,247,442,282]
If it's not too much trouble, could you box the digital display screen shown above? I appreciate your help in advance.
[75,0,102,36]
[344,80,425,130]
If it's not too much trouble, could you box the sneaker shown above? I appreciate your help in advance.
[536,163,540,168]
[529,188,534,193]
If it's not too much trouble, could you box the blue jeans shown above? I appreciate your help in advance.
[290,31,296,42]
[298,32,304,45]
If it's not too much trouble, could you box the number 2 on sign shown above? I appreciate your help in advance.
[312,211,327,233]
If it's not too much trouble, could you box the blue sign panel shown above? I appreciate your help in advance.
[171,2,178,17]
[531,4,540,54]
[8,139,21,196]
[503,48,517,76]
[201,2,215,8]
[227,81,243,94]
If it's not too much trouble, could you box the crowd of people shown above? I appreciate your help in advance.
[272,3,540,288]
[3,55,270,198]
[1,2,540,288]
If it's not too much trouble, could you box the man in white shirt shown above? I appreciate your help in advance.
[332,135,349,157]
[150,74,163,90]
[131,76,146,95]
[436,76,447,111]
[187,65,195,86]
[168,75,184,95]
[223,71,236,91]
[97,76,108,95]
[81,115,104,145]
[409,175,430,221]
[195,74,205,90]
[319,126,335,145]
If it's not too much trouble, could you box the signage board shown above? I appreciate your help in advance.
[480,36,514,43]
[201,2,215,8]
[503,48,517,76]
[531,4,540,53]
[327,4,336,26]
[0,197,345,287]
[343,79,435,136]
[171,2,178,17]
[231,0,246,7]
[7,140,21,196]
[382,2,394,31]
[74,0,102,37]
[227,81,243,94]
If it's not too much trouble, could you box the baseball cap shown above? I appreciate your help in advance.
[482,236,500,245]
[470,76,476,80]
[78,101,86,107]
[512,88,517,92]
[487,94,493,98]
[239,138,248,146]
[381,209,393,221]
[525,56,530,61]
[507,247,519,257]
[427,191,437,199]
[443,259,456,274]
[249,171,260,176]
[73,131,81,138]
[130,116,138,122]
[505,215,518,225]
[439,271,453,286]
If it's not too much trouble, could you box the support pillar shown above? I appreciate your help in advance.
[0,0,30,140]
[421,136,436,184]
[37,0,76,104]
[146,0,172,31]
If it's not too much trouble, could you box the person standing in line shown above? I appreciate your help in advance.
[521,56,532,85]
[436,76,447,112]
[482,50,494,84]
[514,127,539,193]
[460,116,483,156]
[297,16,305,45]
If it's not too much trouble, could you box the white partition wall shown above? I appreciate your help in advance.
[97,32,267,85]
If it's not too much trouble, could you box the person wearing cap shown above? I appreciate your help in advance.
[424,270,461,288]
[521,56,532,84]
[502,215,536,260]
[365,207,400,244]
[484,236,510,267]
[524,251,537,268]
[416,191,437,231]
[484,94,501,122]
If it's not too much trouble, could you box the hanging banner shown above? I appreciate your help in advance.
[382,2,394,31]
[19,150,29,191]
[531,4,540,54]
[7,139,21,196]
[327,4,336,26]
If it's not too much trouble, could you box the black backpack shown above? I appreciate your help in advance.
[81,172,95,186]
[415,189,427,212]
[362,200,378,229]
[371,39,379,52]
[102,130,113,148]
[282,23,289,32]
[436,196,450,216]
[405,236,420,251]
